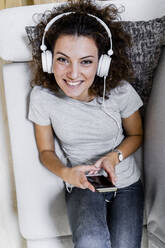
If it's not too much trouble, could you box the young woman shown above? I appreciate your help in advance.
[28,1,144,247]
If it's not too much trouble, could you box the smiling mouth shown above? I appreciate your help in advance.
[63,79,83,86]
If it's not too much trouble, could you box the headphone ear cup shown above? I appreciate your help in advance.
[97,54,111,77]
[41,52,47,73]
[41,50,53,73]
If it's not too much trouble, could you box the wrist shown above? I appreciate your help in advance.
[113,149,124,163]
[59,166,70,182]
[106,152,119,167]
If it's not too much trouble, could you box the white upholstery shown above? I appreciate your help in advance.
[0,1,165,248]
[144,47,165,248]
[3,62,71,239]
[27,237,73,248]
[0,3,56,61]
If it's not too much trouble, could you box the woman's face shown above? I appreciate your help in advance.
[53,35,98,101]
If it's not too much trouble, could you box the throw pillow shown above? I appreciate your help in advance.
[121,16,165,115]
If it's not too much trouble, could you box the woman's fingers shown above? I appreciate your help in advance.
[94,157,117,185]
[80,173,95,192]
[104,165,117,184]
[94,158,104,169]
[78,164,100,173]
[69,165,97,192]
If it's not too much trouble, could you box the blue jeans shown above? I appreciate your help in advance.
[65,180,144,248]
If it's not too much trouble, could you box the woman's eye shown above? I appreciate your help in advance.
[81,60,93,65]
[57,57,68,64]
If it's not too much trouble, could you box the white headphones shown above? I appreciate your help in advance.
[40,12,113,77]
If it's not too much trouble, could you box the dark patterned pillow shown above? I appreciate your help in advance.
[26,16,165,114]
[121,16,165,114]
[25,25,41,59]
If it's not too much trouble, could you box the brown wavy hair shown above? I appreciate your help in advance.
[30,0,134,98]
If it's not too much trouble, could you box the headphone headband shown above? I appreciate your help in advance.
[40,11,113,76]
[40,12,73,51]
[40,12,113,56]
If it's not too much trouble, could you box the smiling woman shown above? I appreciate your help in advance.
[53,35,98,101]
[27,1,144,247]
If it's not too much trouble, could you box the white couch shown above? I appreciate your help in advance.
[0,1,164,248]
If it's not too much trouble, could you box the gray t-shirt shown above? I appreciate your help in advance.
[28,80,143,188]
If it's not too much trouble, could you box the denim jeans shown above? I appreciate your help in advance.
[65,180,144,248]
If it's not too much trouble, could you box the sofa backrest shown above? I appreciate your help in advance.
[144,46,165,246]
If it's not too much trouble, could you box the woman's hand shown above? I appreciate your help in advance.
[62,165,99,192]
[94,152,118,185]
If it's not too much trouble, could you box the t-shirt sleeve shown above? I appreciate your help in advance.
[28,86,51,126]
[116,82,143,118]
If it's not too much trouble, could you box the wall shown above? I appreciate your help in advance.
[0,0,32,9]
[0,0,66,9]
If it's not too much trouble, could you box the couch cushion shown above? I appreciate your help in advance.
[3,62,71,239]
[27,236,73,248]
[0,3,57,61]
[144,47,165,247]
[0,0,165,61]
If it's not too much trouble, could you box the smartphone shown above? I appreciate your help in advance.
[87,175,117,192]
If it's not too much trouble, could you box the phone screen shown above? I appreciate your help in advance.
[87,175,117,192]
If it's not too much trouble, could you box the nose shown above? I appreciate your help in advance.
[67,62,80,79]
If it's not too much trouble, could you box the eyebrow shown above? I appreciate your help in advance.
[56,52,96,59]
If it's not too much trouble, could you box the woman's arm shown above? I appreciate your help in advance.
[115,109,143,158]
[34,123,98,191]
[34,123,65,176]
[94,110,143,184]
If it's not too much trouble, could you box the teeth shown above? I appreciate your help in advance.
[68,82,80,86]
[65,80,82,86]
